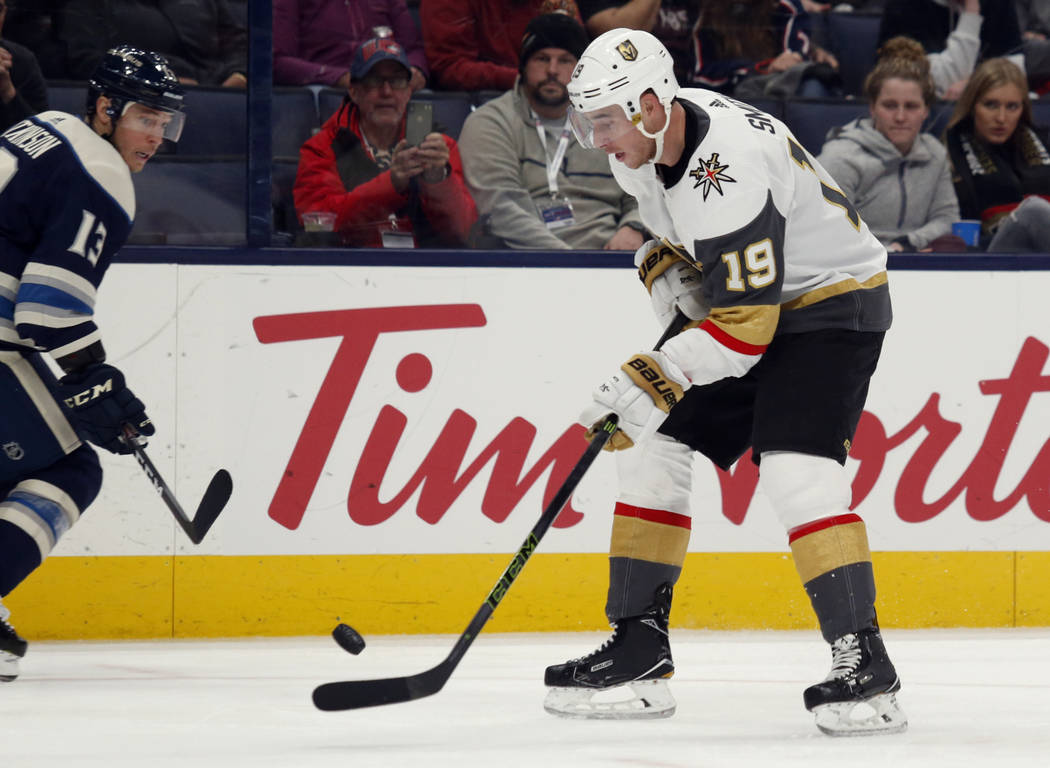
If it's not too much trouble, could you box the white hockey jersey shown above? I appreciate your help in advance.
[613,89,892,387]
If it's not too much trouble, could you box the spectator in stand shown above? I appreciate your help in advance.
[3,1,67,80]
[576,1,701,84]
[1016,0,1050,40]
[0,0,48,132]
[294,37,477,248]
[878,0,1025,99]
[56,0,248,87]
[819,37,961,253]
[457,13,646,250]
[273,0,427,91]
[421,0,581,92]
[693,0,841,98]
[944,57,1050,252]
[1016,0,1050,94]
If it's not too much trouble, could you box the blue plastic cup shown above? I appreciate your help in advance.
[952,220,981,247]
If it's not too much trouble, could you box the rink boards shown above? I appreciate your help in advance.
[9,262,1050,638]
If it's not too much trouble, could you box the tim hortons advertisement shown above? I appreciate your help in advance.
[55,265,1050,557]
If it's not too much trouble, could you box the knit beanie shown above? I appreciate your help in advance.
[519,12,589,71]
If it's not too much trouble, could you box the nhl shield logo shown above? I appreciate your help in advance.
[616,40,638,61]
[3,441,24,461]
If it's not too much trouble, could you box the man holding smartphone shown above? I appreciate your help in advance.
[294,37,477,248]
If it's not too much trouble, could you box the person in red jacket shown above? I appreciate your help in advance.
[421,0,581,92]
[293,37,476,247]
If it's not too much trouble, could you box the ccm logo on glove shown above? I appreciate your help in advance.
[62,378,115,407]
[622,354,684,411]
[55,363,154,454]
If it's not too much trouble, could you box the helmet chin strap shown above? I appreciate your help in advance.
[637,100,673,165]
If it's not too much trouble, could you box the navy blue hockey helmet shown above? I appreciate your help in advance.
[87,45,186,141]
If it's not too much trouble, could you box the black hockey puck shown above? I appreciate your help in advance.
[332,622,366,655]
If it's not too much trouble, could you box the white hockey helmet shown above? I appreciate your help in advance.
[567,28,678,156]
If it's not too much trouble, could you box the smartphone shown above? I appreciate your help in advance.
[405,101,433,147]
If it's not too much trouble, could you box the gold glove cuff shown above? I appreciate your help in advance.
[637,241,688,294]
[620,354,684,413]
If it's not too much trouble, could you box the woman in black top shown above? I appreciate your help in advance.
[944,57,1050,251]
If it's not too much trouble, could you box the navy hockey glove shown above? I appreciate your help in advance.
[56,363,155,454]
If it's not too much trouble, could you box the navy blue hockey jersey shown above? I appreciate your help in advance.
[0,111,134,360]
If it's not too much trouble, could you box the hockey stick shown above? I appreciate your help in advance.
[312,414,618,711]
[312,311,691,712]
[122,426,233,545]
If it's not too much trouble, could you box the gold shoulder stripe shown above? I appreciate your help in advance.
[706,304,779,347]
[782,271,888,312]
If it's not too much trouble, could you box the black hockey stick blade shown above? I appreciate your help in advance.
[187,468,233,544]
[313,659,452,711]
[312,417,617,712]
[124,427,233,545]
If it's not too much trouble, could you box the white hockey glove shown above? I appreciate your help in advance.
[635,239,709,329]
[579,351,690,451]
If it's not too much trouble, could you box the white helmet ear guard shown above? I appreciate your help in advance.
[567,28,678,158]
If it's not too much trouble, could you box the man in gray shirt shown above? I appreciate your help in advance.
[458,12,647,250]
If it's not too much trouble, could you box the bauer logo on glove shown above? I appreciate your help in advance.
[579,350,690,452]
[623,355,682,411]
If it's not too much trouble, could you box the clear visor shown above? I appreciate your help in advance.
[568,104,640,150]
[120,101,185,142]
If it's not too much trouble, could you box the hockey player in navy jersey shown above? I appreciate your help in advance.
[542,30,906,736]
[0,45,185,681]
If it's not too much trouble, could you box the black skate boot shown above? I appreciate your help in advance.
[0,598,28,682]
[804,628,906,736]
[543,587,675,719]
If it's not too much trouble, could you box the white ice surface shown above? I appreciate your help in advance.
[4,628,1049,768]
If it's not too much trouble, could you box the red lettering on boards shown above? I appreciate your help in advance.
[253,305,587,530]
[255,304,1050,530]
[654,338,1050,526]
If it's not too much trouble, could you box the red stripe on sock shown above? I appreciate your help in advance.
[614,503,692,530]
[788,513,863,543]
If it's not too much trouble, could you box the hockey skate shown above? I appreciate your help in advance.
[0,598,27,682]
[543,594,675,720]
[804,628,907,736]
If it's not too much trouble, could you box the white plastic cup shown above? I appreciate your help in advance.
[302,211,337,232]
[951,219,981,247]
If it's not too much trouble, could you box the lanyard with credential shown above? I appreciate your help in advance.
[534,116,573,196]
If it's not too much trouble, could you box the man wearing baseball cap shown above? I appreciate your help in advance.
[458,12,647,250]
[293,37,477,248]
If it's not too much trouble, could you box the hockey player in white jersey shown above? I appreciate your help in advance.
[543,30,906,736]
[0,46,185,681]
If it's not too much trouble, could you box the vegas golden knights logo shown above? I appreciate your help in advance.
[616,40,638,61]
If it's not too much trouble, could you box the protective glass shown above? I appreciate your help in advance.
[568,104,639,150]
[120,101,186,142]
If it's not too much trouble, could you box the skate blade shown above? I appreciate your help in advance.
[544,679,676,720]
[813,691,908,737]
[0,650,21,682]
